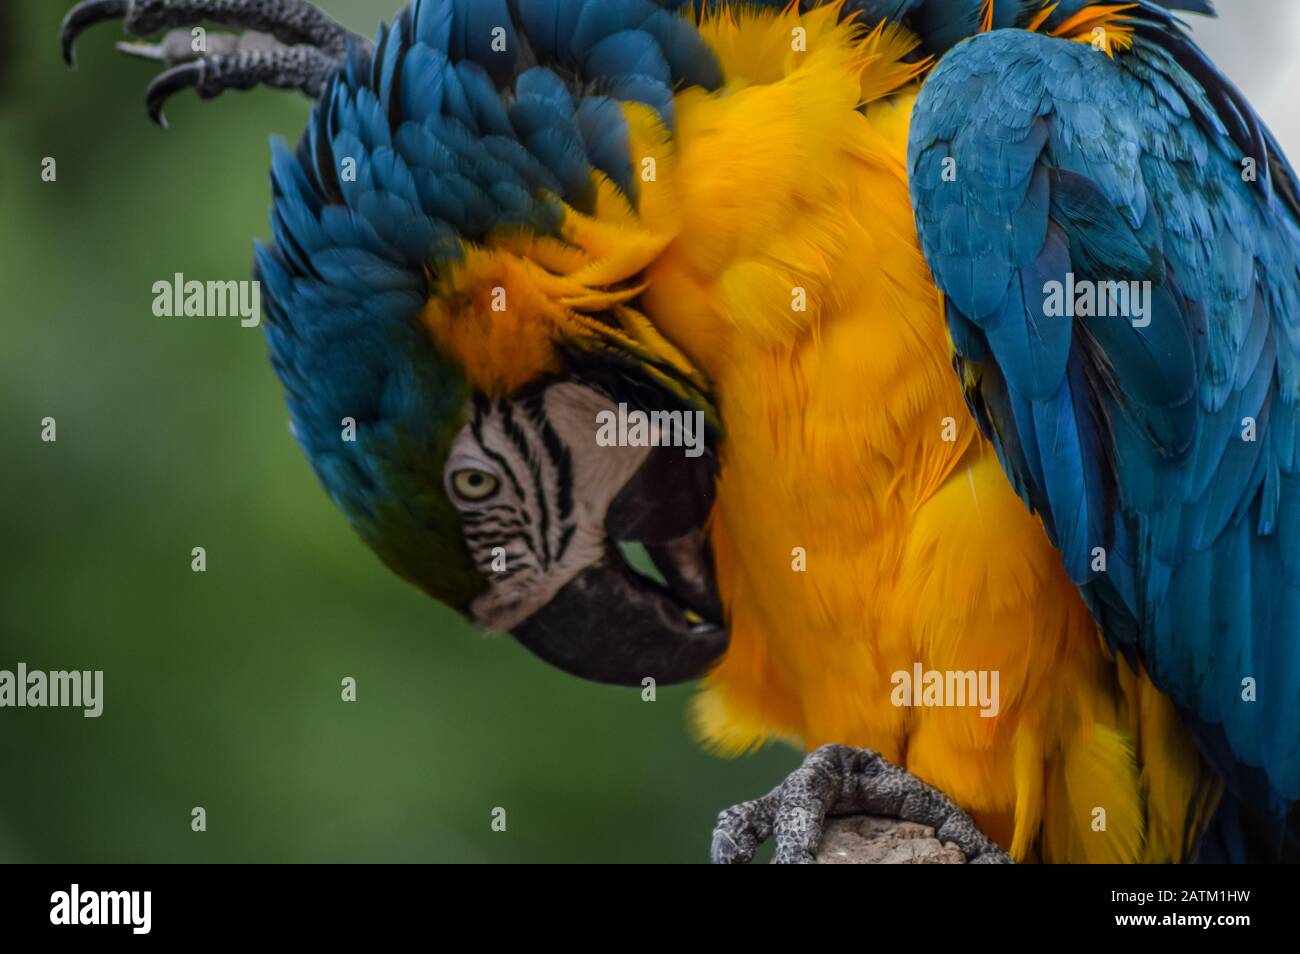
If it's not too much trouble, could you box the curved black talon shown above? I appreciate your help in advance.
[145,61,205,127]
[60,0,128,66]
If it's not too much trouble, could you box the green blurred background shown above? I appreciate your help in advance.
[0,0,796,863]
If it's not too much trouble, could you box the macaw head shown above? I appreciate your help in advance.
[61,0,733,686]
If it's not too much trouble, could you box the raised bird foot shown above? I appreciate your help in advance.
[60,0,363,125]
[711,744,1013,864]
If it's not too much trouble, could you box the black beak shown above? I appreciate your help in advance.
[510,442,727,686]
[511,548,728,686]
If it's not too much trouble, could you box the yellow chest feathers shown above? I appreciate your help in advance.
[657,83,1107,785]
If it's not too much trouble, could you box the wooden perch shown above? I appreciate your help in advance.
[815,816,970,864]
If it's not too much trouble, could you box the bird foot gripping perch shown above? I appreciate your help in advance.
[60,0,370,126]
[711,745,1012,864]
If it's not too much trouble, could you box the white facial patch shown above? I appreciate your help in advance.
[445,383,649,631]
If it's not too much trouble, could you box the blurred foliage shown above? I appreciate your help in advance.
[0,0,796,863]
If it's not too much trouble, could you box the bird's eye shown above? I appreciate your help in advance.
[451,468,499,502]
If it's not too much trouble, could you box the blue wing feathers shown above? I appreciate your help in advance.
[909,22,1300,822]
[983,222,1071,400]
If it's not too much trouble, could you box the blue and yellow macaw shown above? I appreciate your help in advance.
[63,0,1299,863]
